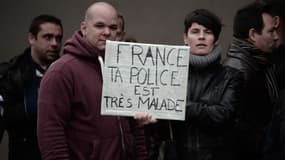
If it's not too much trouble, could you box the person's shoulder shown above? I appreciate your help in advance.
[223,55,251,77]
[0,53,23,78]
[47,54,81,74]
[223,65,240,73]
[0,62,12,77]
[1,49,35,74]
[222,65,244,81]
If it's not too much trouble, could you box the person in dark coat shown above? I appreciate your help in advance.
[223,2,279,160]
[262,0,285,159]
[137,9,243,160]
[0,14,63,160]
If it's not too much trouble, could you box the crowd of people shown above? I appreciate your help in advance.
[0,0,284,160]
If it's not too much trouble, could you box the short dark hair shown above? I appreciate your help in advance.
[264,0,285,20]
[29,14,63,36]
[184,9,222,42]
[233,2,269,39]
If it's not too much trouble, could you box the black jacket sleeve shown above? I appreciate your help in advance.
[186,68,243,129]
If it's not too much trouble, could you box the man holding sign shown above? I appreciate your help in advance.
[37,2,147,160]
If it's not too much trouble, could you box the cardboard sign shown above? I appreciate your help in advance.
[101,40,189,120]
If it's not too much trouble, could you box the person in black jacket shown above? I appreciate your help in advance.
[223,2,279,160]
[0,14,63,160]
[136,9,243,160]
[262,0,285,160]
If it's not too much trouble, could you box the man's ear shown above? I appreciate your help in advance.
[80,21,87,37]
[274,16,280,28]
[183,33,188,45]
[248,28,257,43]
[28,33,36,45]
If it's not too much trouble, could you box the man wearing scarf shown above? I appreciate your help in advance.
[223,2,279,160]
[262,0,285,159]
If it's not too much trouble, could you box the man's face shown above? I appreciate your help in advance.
[29,22,63,65]
[81,7,118,51]
[252,13,279,53]
[115,17,125,41]
[275,17,285,47]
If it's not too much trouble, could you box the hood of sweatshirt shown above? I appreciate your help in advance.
[63,30,104,61]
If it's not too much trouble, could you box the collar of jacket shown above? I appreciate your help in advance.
[9,47,45,74]
[227,37,272,71]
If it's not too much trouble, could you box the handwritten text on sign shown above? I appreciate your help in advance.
[101,41,189,120]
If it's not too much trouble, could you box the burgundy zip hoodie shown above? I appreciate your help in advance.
[37,30,147,160]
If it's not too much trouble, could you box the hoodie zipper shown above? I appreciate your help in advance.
[117,116,127,160]
[98,56,127,160]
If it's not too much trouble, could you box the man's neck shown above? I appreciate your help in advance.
[31,50,48,70]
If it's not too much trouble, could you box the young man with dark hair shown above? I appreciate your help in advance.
[224,2,279,160]
[0,14,63,160]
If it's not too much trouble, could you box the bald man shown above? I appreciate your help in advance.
[37,2,147,160]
